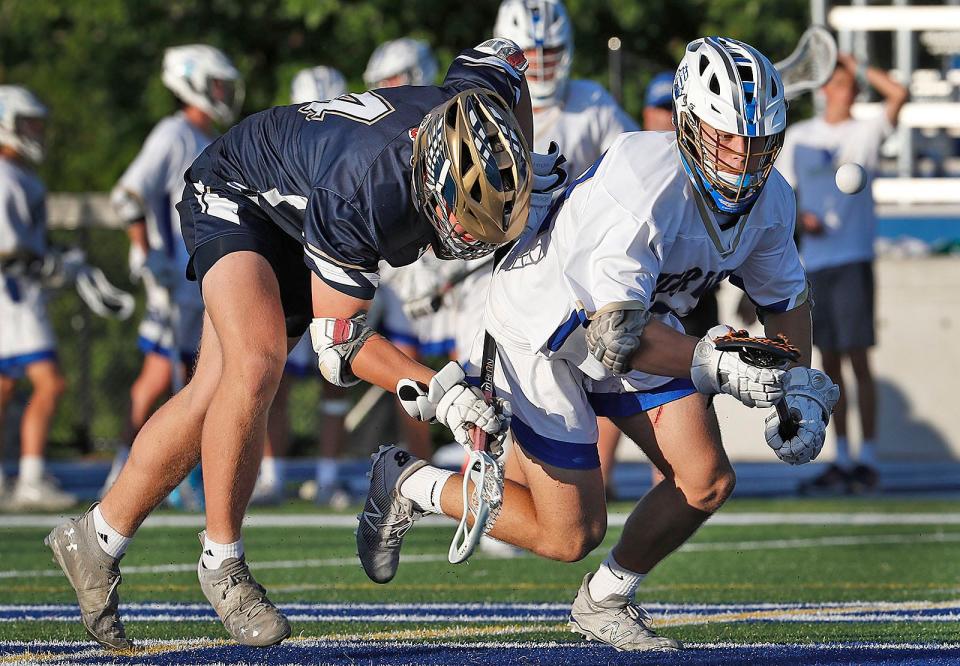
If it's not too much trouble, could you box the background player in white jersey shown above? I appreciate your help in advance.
[0,86,74,511]
[364,38,456,460]
[778,53,906,495]
[252,65,350,506]
[102,45,243,496]
[358,37,840,653]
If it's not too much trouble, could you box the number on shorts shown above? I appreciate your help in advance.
[298,91,395,125]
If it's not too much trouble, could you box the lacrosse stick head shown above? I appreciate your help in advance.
[448,449,503,563]
[775,25,838,100]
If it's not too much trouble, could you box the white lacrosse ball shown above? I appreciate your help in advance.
[835,162,866,194]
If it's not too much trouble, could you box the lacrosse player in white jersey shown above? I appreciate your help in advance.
[453,0,641,509]
[252,65,351,506]
[102,45,243,497]
[0,86,75,511]
[359,37,841,652]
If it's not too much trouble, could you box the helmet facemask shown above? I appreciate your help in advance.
[12,115,47,164]
[676,109,783,215]
[412,90,532,261]
[203,76,244,125]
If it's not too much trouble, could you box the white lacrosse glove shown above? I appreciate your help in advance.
[397,361,511,450]
[764,367,841,465]
[690,325,787,408]
[39,248,87,289]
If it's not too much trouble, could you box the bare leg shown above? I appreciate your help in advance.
[20,360,66,458]
[609,393,734,573]
[124,353,173,443]
[0,375,13,437]
[319,382,349,460]
[848,348,876,441]
[265,373,293,460]
[199,252,287,543]
[101,313,224,534]
[820,350,846,439]
[437,442,607,562]
[595,417,621,496]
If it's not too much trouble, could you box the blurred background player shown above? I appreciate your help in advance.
[251,65,351,506]
[363,37,450,461]
[778,53,907,495]
[0,85,74,511]
[102,45,243,499]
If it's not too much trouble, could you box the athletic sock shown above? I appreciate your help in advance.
[92,505,132,560]
[858,439,878,469]
[316,458,338,490]
[833,436,852,471]
[201,534,244,570]
[399,465,455,514]
[588,552,646,601]
[259,456,284,489]
[19,455,44,484]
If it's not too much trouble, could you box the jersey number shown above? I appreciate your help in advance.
[298,92,395,125]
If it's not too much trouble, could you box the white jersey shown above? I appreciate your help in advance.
[776,115,892,273]
[115,112,212,305]
[532,79,639,178]
[485,131,808,390]
[0,158,55,366]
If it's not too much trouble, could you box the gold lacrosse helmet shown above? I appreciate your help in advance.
[411,88,532,260]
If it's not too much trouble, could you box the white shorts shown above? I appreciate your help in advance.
[0,276,56,377]
[476,340,696,470]
[377,259,456,357]
[137,274,203,364]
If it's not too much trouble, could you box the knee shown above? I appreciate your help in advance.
[681,465,736,514]
[540,518,607,563]
[36,371,67,401]
[227,349,286,401]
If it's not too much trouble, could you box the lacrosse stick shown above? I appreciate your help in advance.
[74,266,135,320]
[713,330,801,440]
[448,326,505,564]
[775,25,838,100]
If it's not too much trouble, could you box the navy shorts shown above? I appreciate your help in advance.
[177,183,313,338]
[808,261,875,353]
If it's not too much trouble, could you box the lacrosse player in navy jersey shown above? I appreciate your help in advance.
[46,39,554,649]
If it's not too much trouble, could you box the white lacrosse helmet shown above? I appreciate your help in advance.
[673,37,787,215]
[290,66,348,104]
[0,85,48,164]
[493,0,573,107]
[363,38,438,89]
[162,44,244,125]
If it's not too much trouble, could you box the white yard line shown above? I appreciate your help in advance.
[4,532,960,579]
[3,511,960,529]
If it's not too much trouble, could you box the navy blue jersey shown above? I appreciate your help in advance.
[185,44,524,299]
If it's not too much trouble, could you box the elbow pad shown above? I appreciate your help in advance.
[110,186,146,225]
[310,311,376,387]
[585,307,651,375]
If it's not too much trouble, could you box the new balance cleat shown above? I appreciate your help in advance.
[197,531,290,647]
[43,504,132,650]
[568,573,681,652]
[356,445,428,584]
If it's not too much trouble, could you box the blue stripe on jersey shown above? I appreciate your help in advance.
[3,276,21,303]
[729,274,791,312]
[0,349,57,376]
[155,190,175,258]
[535,151,606,236]
[545,309,588,352]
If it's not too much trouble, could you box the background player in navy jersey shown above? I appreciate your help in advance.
[45,39,538,650]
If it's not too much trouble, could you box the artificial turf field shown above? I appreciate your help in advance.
[1,497,959,664]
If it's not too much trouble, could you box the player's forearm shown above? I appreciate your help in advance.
[865,67,908,125]
[126,220,149,254]
[352,335,435,393]
[763,302,812,367]
[628,319,698,378]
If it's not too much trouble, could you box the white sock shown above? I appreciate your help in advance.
[399,465,455,514]
[201,534,244,570]
[259,456,284,488]
[588,552,646,601]
[92,505,132,559]
[316,458,338,489]
[19,456,44,484]
[833,436,852,470]
[859,439,878,468]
